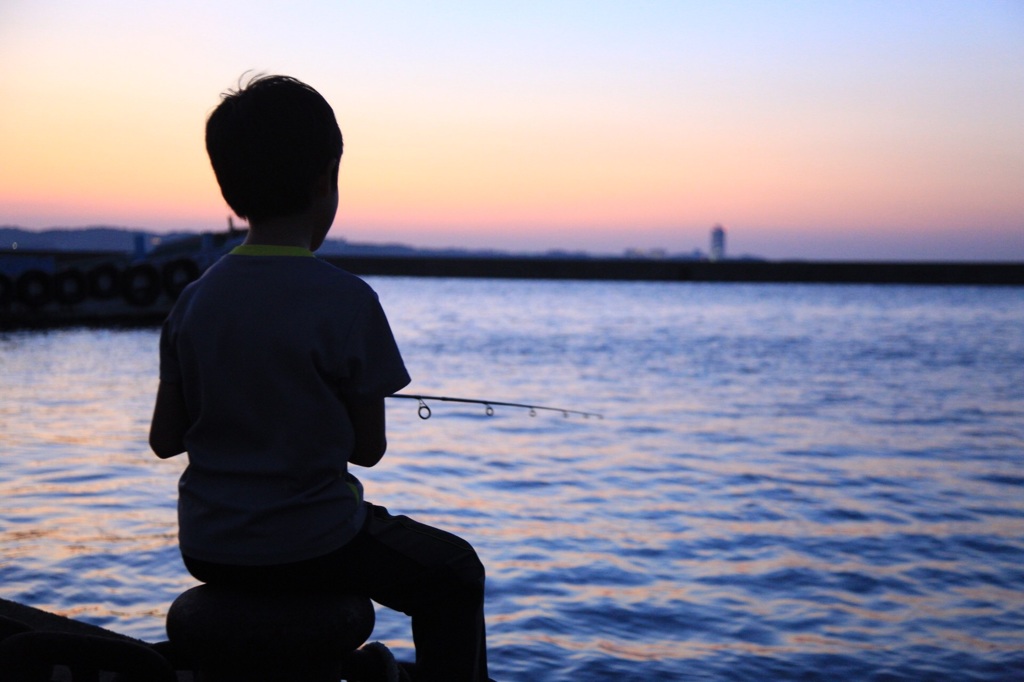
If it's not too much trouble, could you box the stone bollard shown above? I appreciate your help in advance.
[166,585,375,682]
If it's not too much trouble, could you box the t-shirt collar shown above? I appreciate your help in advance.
[230,244,315,257]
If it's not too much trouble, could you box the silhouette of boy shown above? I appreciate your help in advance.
[149,75,489,681]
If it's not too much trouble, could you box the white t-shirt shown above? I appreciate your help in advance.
[159,245,410,565]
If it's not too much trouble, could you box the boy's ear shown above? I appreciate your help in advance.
[325,158,340,192]
[312,158,340,197]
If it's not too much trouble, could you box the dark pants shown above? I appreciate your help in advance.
[183,503,489,682]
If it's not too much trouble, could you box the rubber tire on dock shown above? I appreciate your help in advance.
[87,263,122,300]
[14,270,52,308]
[53,269,89,306]
[122,264,162,306]
[0,274,12,307]
[162,258,200,300]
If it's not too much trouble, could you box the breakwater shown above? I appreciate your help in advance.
[322,254,1024,285]
[2,250,1021,328]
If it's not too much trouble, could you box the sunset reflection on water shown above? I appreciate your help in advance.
[2,280,1023,679]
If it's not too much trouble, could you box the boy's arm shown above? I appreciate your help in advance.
[149,380,189,459]
[346,397,387,467]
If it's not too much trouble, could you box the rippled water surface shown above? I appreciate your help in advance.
[2,279,1023,680]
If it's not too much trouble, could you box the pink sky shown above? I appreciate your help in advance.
[1,2,1021,260]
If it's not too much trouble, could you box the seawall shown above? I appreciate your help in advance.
[2,252,1021,328]
[322,255,1024,286]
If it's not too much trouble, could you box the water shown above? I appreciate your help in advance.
[1,279,1023,680]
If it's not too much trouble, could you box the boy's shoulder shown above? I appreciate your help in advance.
[213,251,364,281]
[297,255,377,297]
[178,252,377,309]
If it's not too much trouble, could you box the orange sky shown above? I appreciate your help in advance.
[1,2,1022,260]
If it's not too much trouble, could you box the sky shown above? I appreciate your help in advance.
[1,1,1022,261]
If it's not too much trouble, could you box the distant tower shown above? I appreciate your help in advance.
[710,224,726,261]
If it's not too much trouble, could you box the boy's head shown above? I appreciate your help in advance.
[206,75,343,224]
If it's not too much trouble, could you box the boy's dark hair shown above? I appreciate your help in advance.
[206,75,343,222]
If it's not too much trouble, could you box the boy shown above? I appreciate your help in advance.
[149,75,489,681]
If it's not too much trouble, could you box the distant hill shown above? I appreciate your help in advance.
[0,226,528,258]
[0,226,194,253]
[0,225,714,261]
[0,226,597,259]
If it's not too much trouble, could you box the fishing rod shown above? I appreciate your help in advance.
[389,393,603,421]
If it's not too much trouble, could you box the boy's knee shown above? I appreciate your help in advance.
[446,546,486,599]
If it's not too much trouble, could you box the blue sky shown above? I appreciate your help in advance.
[1,1,1022,259]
